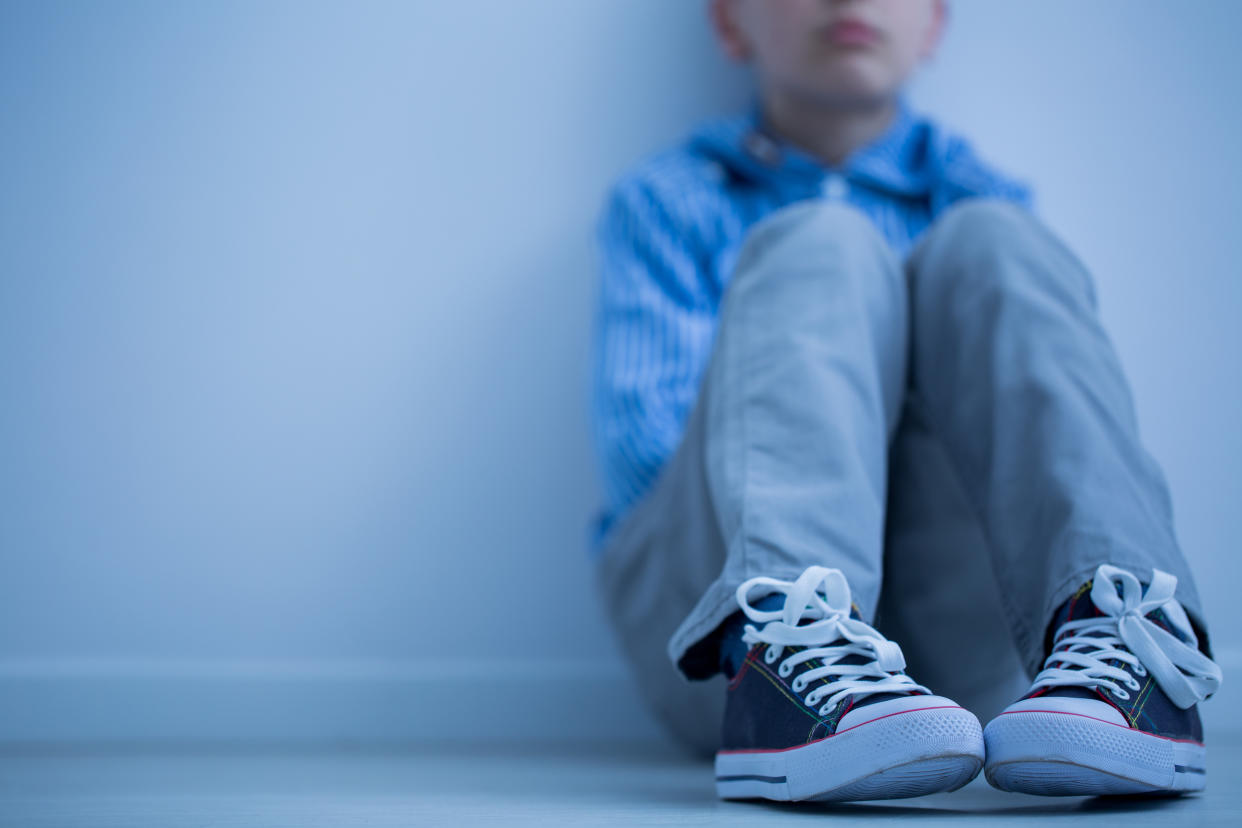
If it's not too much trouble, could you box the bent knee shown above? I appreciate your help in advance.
[925,197,1036,253]
[742,198,882,257]
[913,197,1098,310]
[727,199,897,298]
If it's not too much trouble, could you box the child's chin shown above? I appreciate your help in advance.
[802,72,901,107]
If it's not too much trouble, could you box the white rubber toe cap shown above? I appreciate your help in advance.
[995,694,1128,726]
[838,694,965,732]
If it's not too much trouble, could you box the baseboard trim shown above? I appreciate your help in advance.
[0,656,668,748]
[2,648,1238,748]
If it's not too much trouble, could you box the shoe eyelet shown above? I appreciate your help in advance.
[1133,663,1147,677]
[764,647,778,664]
[792,678,806,692]
[819,704,833,716]
[1112,687,1131,701]
[1126,677,1141,691]
[778,662,792,678]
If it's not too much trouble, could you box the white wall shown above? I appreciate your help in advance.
[1,0,1238,747]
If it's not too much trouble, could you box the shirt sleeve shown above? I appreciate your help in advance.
[985,173,1038,217]
[589,177,715,528]
[931,131,1039,220]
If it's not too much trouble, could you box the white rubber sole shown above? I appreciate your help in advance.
[715,705,984,802]
[984,710,1206,796]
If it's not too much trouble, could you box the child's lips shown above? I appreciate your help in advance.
[823,19,880,47]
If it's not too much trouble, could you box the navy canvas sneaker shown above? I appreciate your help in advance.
[714,565,985,802]
[984,563,1223,796]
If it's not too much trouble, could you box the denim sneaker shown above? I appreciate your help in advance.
[714,565,985,802]
[984,563,1223,796]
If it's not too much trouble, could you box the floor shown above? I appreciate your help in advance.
[3,739,1241,827]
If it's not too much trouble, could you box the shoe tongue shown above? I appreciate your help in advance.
[754,593,923,705]
[827,649,917,710]
[1035,580,1123,699]
[743,595,863,634]
[802,604,924,708]
[770,595,860,626]
[1053,580,1105,628]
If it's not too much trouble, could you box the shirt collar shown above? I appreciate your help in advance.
[726,91,935,199]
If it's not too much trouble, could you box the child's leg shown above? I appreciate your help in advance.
[666,198,910,678]
[903,197,1210,679]
[596,199,909,755]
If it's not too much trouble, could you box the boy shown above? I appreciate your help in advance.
[588,0,1222,803]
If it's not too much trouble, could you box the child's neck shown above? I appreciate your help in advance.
[758,90,900,170]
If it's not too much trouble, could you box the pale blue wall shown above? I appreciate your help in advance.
[1,0,1239,745]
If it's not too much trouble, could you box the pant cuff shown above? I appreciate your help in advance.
[666,565,835,681]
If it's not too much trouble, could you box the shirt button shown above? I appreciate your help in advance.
[743,131,782,166]
[821,174,849,200]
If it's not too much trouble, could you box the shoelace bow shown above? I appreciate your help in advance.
[736,566,928,715]
[1032,564,1223,709]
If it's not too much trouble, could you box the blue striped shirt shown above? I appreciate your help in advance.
[587,92,1036,558]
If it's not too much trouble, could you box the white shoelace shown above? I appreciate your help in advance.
[736,566,928,715]
[1031,564,1223,709]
